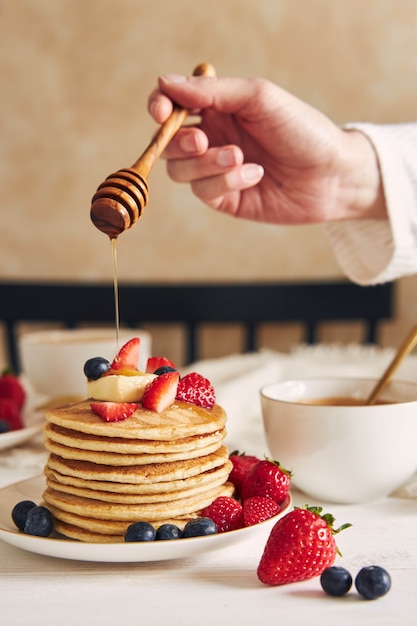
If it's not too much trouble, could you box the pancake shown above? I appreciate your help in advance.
[46,446,229,484]
[43,436,223,466]
[45,469,232,504]
[45,422,226,454]
[44,461,232,494]
[45,400,227,440]
[43,482,234,522]
[52,515,200,543]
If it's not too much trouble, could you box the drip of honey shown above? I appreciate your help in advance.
[111,237,120,349]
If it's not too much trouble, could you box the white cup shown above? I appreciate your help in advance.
[261,376,417,504]
[19,328,152,399]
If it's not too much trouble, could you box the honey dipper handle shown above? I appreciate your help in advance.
[131,63,216,177]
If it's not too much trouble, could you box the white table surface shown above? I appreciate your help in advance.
[1,460,417,625]
[1,347,417,625]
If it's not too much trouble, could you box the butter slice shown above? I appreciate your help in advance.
[87,373,157,402]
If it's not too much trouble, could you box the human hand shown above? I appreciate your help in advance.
[148,73,384,224]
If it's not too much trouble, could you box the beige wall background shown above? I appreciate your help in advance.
[1,0,417,362]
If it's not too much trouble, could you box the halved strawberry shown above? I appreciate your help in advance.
[145,356,176,374]
[142,371,180,413]
[110,338,140,371]
[90,401,138,422]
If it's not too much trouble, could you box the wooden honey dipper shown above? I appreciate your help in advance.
[90,62,216,239]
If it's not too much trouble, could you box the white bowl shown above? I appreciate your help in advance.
[19,328,151,399]
[260,377,417,504]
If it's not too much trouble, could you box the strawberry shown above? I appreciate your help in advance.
[146,356,176,374]
[229,451,261,498]
[0,398,24,431]
[0,370,26,411]
[110,338,140,371]
[257,505,351,586]
[242,496,280,527]
[142,371,180,413]
[241,458,291,504]
[201,496,244,533]
[90,401,138,422]
[176,372,215,409]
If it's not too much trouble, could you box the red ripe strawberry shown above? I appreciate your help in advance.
[145,356,176,374]
[241,458,291,504]
[229,451,261,498]
[110,338,140,371]
[0,371,26,411]
[201,496,244,533]
[242,496,280,527]
[257,505,351,586]
[142,371,180,413]
[0,398,24,430]
[90,401,138,422]
[176,372,215,409]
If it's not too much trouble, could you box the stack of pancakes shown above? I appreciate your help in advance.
[42,400,233,542]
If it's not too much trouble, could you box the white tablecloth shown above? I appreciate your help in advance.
[1,345,417,625]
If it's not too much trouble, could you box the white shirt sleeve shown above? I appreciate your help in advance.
[325,122,417,285]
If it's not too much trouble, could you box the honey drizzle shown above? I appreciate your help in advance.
[111,237,120,349]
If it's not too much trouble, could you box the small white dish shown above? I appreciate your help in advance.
[0,475,291,563]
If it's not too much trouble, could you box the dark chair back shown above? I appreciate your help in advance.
[0,280,395,371]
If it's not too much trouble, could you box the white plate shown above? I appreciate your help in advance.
[0,475,292,563]
[0,410,43,451]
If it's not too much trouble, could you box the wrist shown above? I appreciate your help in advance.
[336,128,387,221]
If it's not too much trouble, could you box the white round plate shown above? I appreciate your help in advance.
[0,410,43,451]
[0,475,292,563]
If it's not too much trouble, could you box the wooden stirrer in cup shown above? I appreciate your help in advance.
[366,323,417,405]
[90,62,216,239]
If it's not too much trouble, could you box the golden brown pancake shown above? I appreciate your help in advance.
[52,515,200,542]
[45,422,226,453]
[44,461,232,494]
[45,470,232,504]
[43,436,224,466]
[46,446,229,484]
[45,400,227,440]
[43,482,234,522]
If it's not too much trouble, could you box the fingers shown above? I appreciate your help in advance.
[162,128,209,160]
[148,87,175,123]
[148,74,269,122]
[178,161,264,213]
[166,144,243,182]
[162,127,264,205]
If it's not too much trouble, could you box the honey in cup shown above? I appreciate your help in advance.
[299,396,392,406]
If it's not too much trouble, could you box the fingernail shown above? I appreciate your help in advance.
[217,148,237,167]
[180,133,200,153]
[241,164,264,183]
[160,74,187,83]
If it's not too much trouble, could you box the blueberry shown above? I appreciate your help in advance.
[0,420,10,434]
[182,517,218,538]
[125,521,156,542]
[320,566,353,596]
[23,505,54,537]
[12,500,37,531]
[155,523,182,540]
[355,565,391,600]
[83,357,110,380]
[153,366,177,376]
